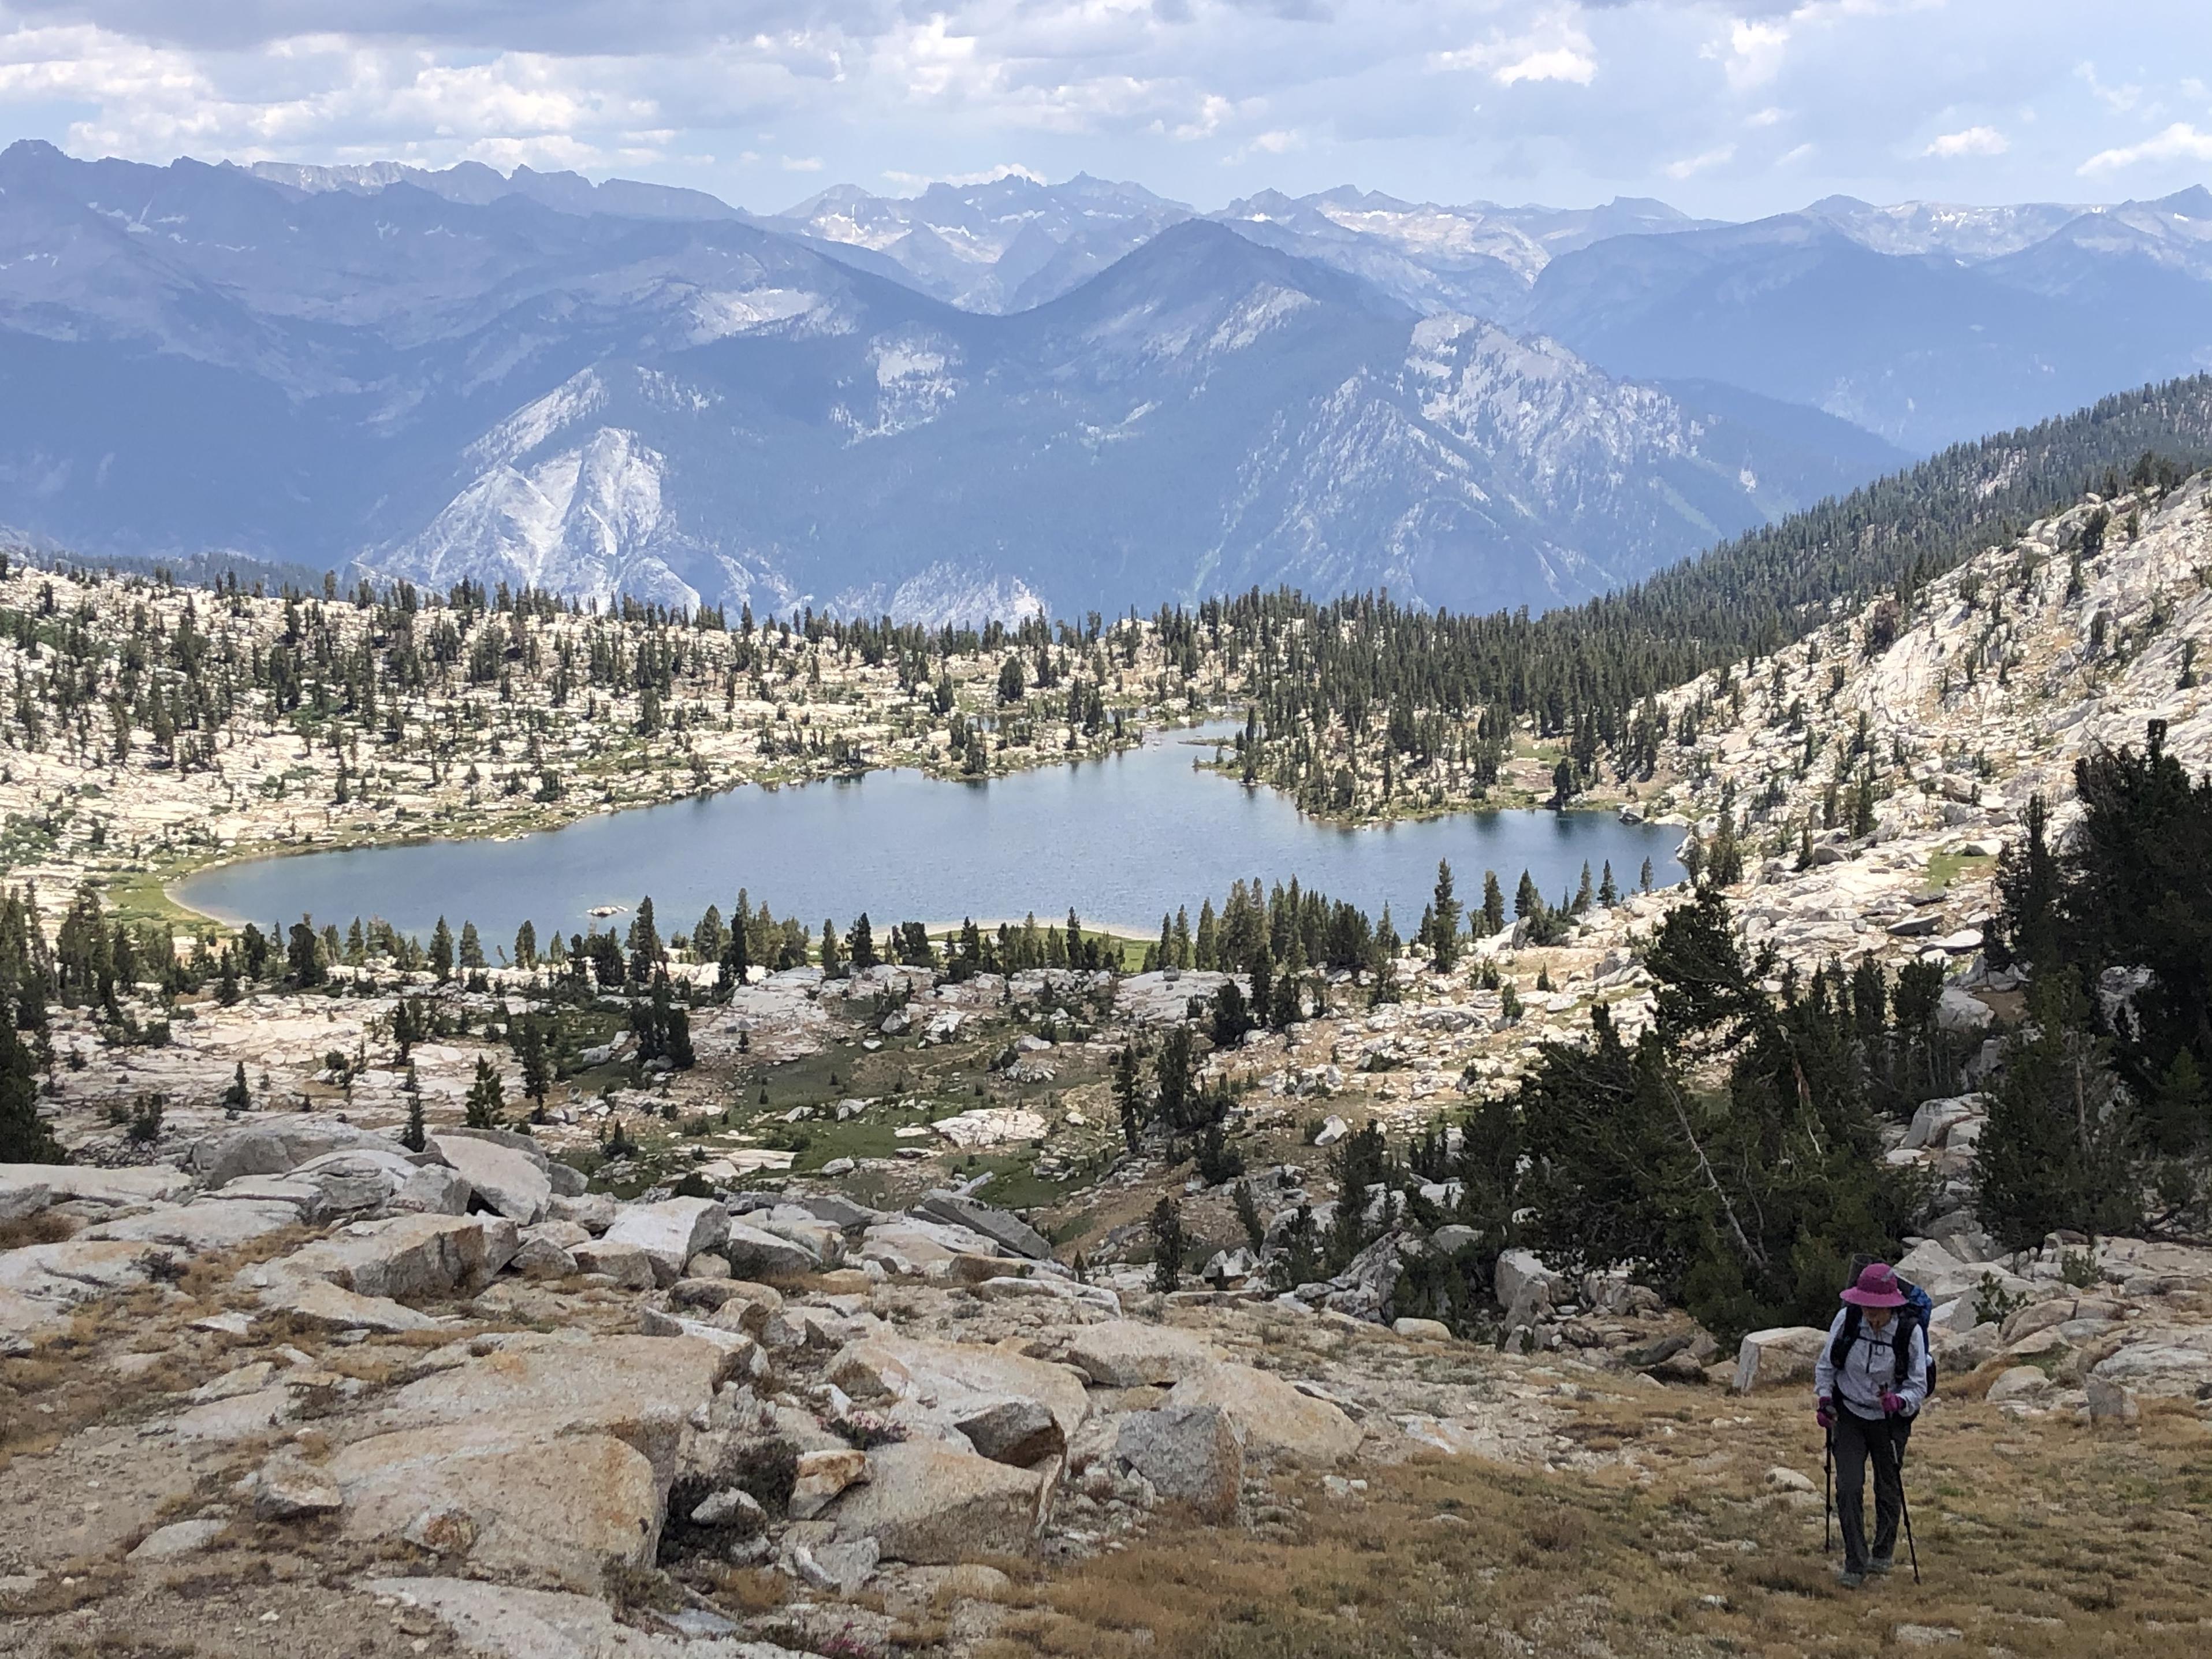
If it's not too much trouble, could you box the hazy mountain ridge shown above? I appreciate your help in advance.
[775,173,2212,449]
[17,142,2212,619]
[362,221,1897,620]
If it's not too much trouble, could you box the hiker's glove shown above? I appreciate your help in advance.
[1879,1390,1906,1416]
[1815,1397,1835,1430]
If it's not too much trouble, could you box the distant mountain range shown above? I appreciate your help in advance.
[778,174,2212,451]
[0,143,2207,620]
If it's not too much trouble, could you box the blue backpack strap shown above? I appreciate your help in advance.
[1901,1278,1935,1392]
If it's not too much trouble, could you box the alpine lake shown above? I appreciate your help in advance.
[172,727,1686,946]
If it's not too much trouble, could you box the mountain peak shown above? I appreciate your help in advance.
[2146,184,2212,220]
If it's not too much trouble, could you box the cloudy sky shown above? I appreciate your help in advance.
[0,1,2205,215]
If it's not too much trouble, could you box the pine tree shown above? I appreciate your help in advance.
[464,1056,504,1129]
[1113,1043,1145,1152]
[401,1080,427,1154]
[1978,977,2140,1248]
[1514,869,1542,921]
[222,1061,250,1115]
[1148,1196,1186,1293]
[1430,860,1462,972]
[1598,860,1619,907]
[0,1011,60,1163]
[848,913,878,972]
[520,1021,552,1117]
[458,921,485,972]
[1481,870,1506,937]
[281,916,321,988]
[430,916,455,981]
[1639,857,1655,894]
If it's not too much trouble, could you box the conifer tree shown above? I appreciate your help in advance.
[1514,869,1541,921]
[0,1013,60,1163]
[400,1074,427,1153]
[1430,860,1462,971]
[430,916,455,981]
[1481,870,1506,937]
[287,918,324,988]
[1148,1196,1185,1293]
[519,1021,552,1117]
[464,1055,504,1129]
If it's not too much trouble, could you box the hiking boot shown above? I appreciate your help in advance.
[1867,1556,1894,1575]
[1835,1568,1865,1589]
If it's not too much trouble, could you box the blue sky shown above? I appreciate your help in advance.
[0,1,2206,214]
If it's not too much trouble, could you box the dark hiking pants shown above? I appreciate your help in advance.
[1832,1406,1912,1573]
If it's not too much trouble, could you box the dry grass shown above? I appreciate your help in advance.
[977,1383,2212,1659]
[0,1212,79,1250]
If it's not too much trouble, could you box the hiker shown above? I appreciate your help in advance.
[1813,1261,1928,1587]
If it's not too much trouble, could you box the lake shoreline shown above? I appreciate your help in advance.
[169,726,1688,949]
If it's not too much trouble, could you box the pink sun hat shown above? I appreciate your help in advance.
[1840,1262,1908,1308]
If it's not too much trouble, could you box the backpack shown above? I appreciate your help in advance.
[1830,1277,1937,1398]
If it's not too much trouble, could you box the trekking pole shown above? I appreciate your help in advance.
[1823,1426,1834,1552]
[1890,1436,1921,1585]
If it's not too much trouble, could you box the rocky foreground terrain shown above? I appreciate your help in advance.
[5,1100,2212,1659]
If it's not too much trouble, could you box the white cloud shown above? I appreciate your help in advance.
[1921,124,2008,158]
[2079,120,2212,173]
[1225,127,1300,162]
[1721,20,1789,92]
[1492,46,1593,86]
[0,1,2204,221]
[1431,9,1595,87]
[2075,60,2142,113]
[1664,143,1734,180]
[882,161,1046,189]
[781,154,824,170]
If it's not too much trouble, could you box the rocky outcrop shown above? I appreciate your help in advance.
[828,1441,1049,1564]
[257,1212,520,1303]
[1731,1326,1830,1393]
[1163,1363,1360,1464]
[332,1424,664,1592]
[1115,1403,1244,1521]
[600,1198,731,1286]
[1064,1322,1222,1389]
[429,1134,552,1223]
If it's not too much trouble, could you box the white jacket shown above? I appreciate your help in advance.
[1812,1305,1927,1419]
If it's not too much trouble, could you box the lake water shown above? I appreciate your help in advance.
[173,729,1685,945]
